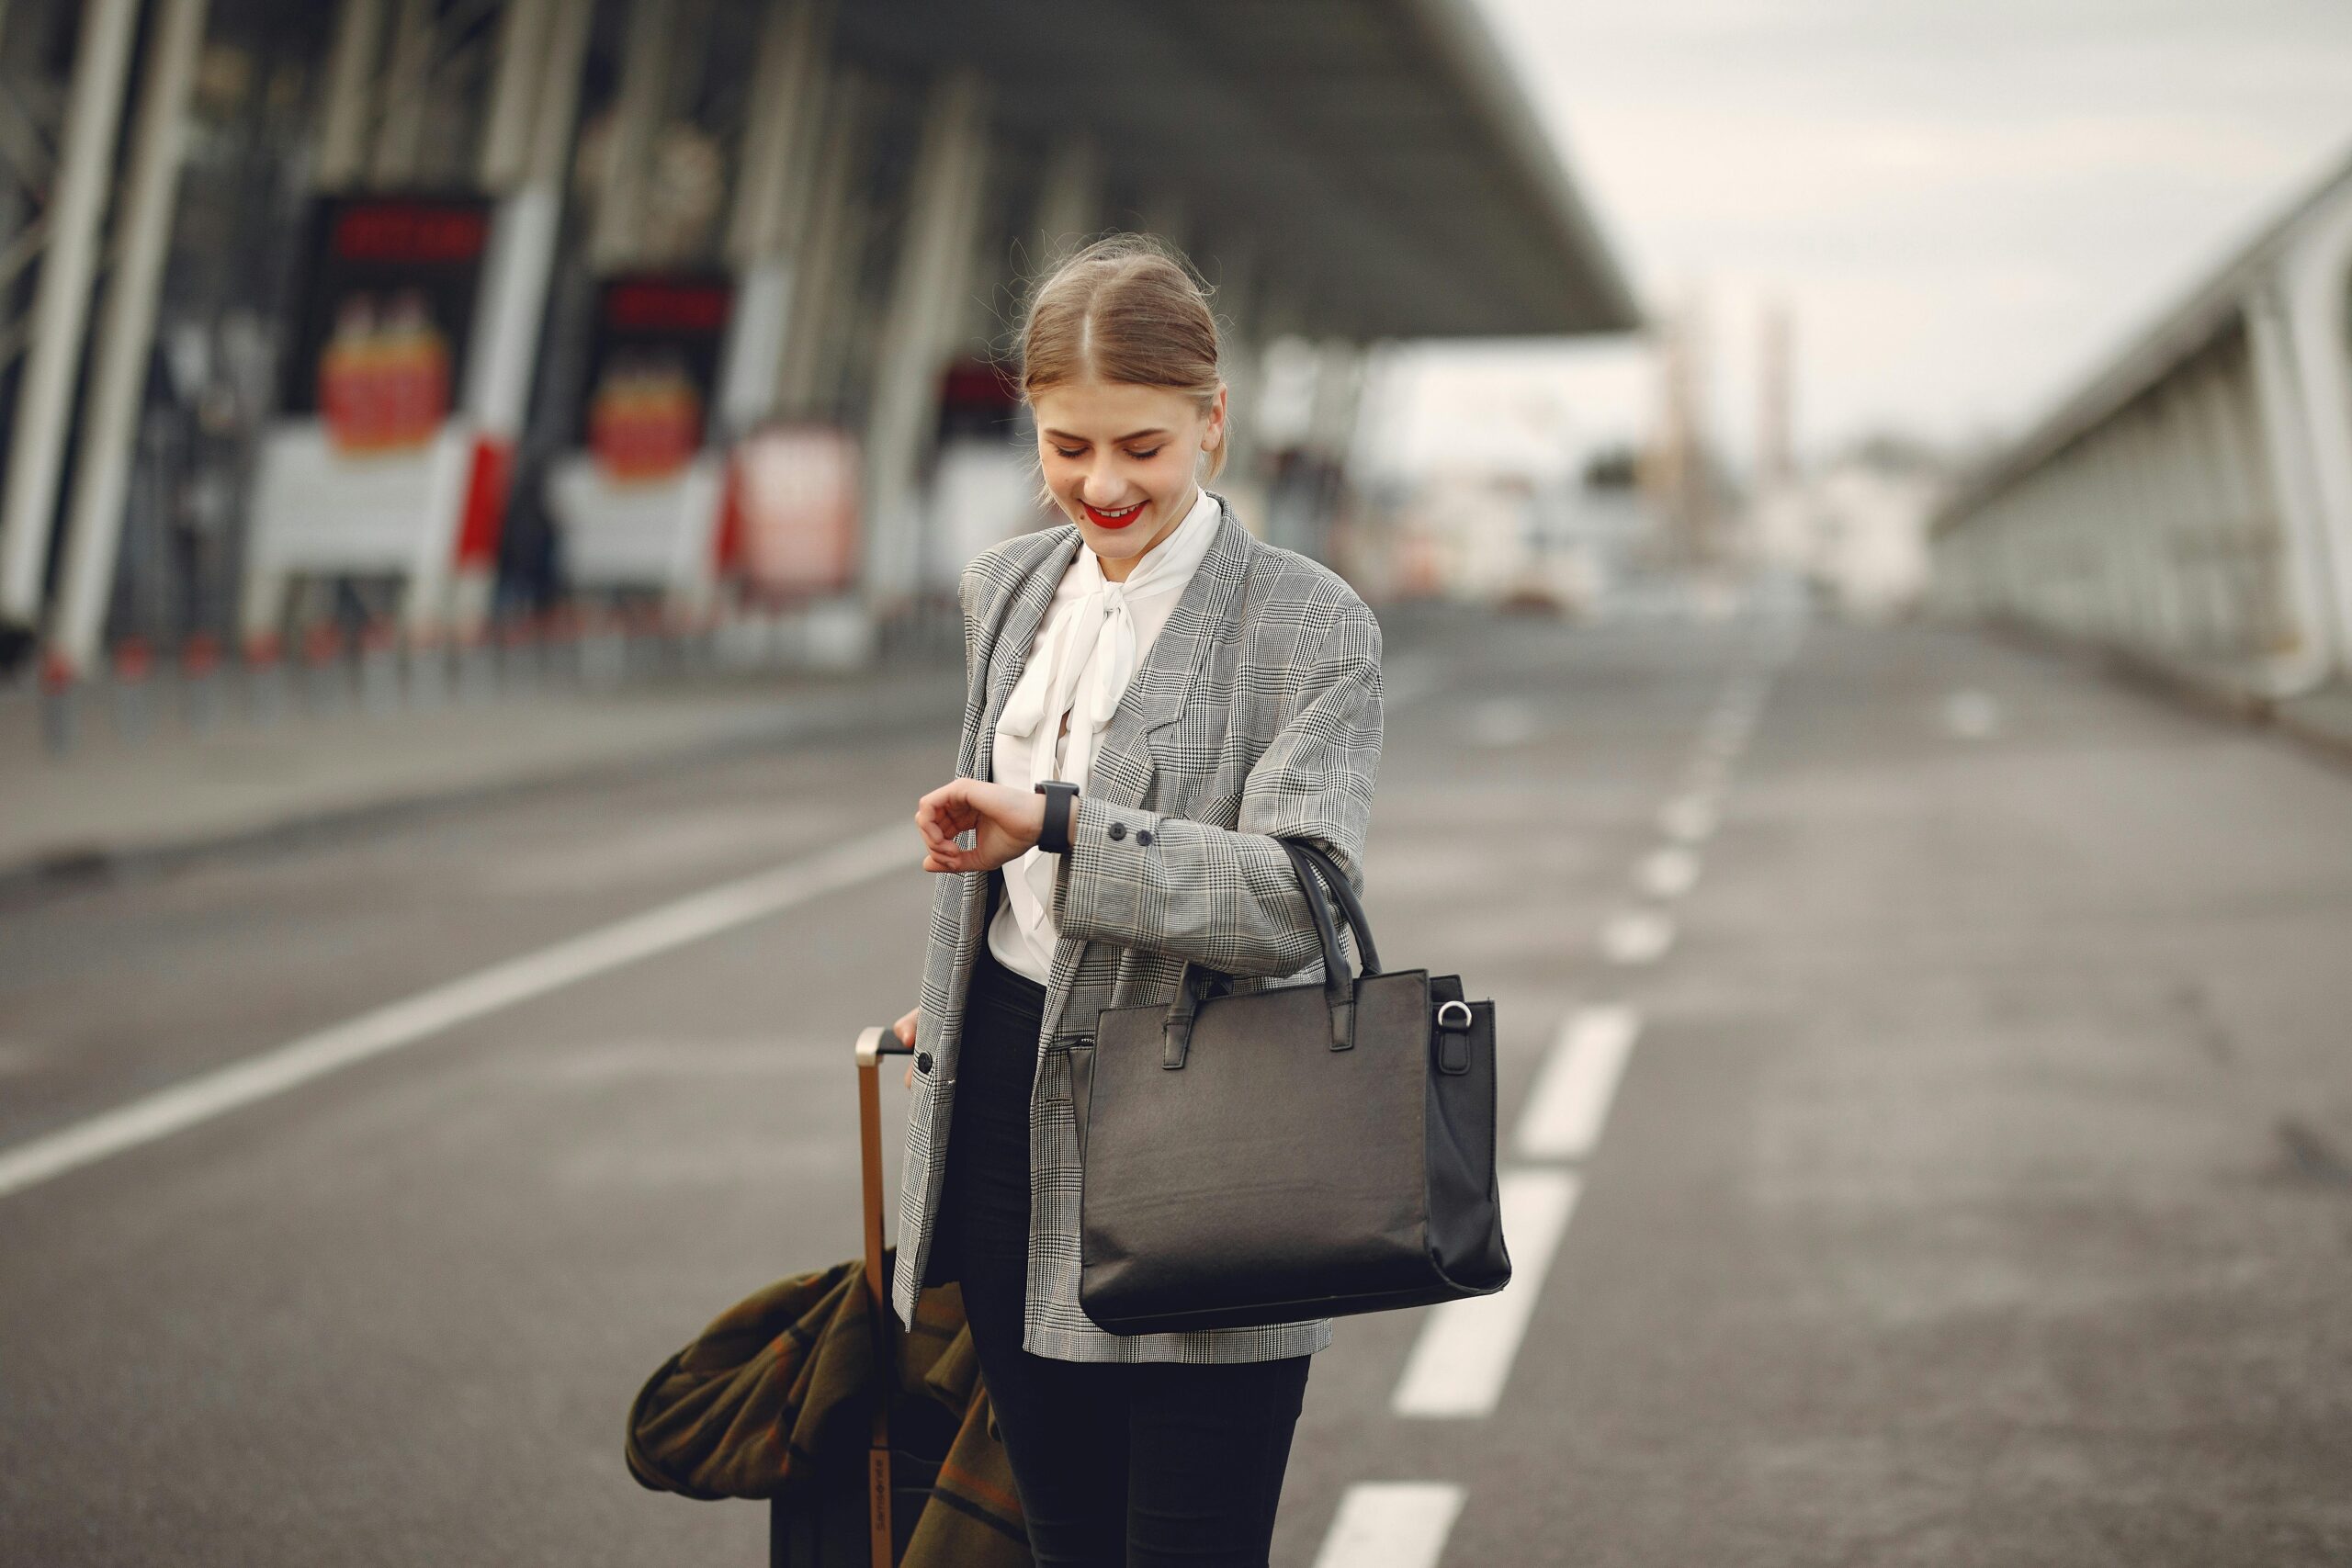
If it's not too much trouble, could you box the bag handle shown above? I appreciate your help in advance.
[1283,838,1382,976]
[1162,838,1376,1067]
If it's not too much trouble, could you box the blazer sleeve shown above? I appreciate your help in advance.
[1048,599,1383,978]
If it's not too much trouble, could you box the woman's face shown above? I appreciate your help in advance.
[1032,378,1226,574]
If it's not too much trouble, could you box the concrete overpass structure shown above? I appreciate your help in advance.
[1928,147,2352,708]
[0,0,1638,682]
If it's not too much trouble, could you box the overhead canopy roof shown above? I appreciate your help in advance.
[836,0,1644,341]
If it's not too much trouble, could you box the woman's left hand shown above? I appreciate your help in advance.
[915,779,1046,874]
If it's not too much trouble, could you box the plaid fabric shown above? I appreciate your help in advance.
[626,1259,1029,1567]
[894,491,1384,1362]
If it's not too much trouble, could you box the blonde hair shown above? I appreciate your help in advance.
[1013,232,1228,482]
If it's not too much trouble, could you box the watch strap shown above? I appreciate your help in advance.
[1035,780,1079,854]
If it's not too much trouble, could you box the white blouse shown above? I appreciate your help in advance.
[986,485,1223,984]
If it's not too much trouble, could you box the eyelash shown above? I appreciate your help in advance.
[1053,446,1162,461]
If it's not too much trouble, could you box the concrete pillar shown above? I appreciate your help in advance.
[2277,186,2352,672]
[1208,236,1265,481]
[592,0,677,270]
[727,0,830,270]
[317,0,384,189]
[0,0,138,637]
[862,69,990,613]
[1030,134,1102,271]
[1139,188,1189,255]
[1306,338,1368,463]
[370,0,435,186]
[49,0,212,674]
[2242,281,2339,694]
[425,0,593,635]
[717,0,831,436]
[775,69,865,420]
[479,0,555,191]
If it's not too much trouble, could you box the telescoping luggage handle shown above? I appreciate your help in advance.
[854,1024,913,1568]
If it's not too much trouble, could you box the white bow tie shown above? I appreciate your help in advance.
[995,547,1135,796]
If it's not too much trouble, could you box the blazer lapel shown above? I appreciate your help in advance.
[1080,495,1250,814]
[972,527,1082,783]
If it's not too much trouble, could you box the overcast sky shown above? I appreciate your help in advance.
[1370,0,2352,480]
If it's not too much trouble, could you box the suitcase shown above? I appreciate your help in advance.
[768,1024,956,1568]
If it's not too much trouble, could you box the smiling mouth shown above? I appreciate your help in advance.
[1082,500,1145,529]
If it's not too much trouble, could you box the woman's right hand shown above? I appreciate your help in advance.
[894,1005,920,1087]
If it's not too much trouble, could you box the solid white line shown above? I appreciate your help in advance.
[1599,908,1675,965]
[1392,1168,1581,1417]
[1517,1005,1642,1160]
[0,824,913,1201]
[1310,1483,1466,1568]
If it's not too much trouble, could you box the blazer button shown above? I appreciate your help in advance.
[915,1052,933,1076]
[1107,821,1126,840]
[1136,829,1153,846]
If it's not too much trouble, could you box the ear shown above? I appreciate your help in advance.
[1204,382,1227,448]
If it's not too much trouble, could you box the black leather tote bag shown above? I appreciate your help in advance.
[1072,838,1510,1336]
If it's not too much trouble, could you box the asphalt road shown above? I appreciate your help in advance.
[5,600,2349,1565]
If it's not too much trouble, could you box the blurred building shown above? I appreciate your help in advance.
[1357,443,1659,615]
[1752,434,1952,621]
[0,0,1639,689]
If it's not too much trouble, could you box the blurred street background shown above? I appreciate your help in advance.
[4,1,2352,1562]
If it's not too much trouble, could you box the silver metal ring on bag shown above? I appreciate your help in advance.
[1436,1000,1473,1031]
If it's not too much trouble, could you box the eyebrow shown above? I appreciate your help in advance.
[1042,428,1170,443]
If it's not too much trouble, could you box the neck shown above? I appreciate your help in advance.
[1096,482,1201,583]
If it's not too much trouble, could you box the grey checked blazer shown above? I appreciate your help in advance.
[892,491,1384,1363]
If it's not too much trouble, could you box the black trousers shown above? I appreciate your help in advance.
[935,921,1313,1568]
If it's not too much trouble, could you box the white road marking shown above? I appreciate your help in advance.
[0,824,913,1201]
[1465,698,1539,748]
[1659,793,1719,843]
[1310,1483,1466,1568]
[1517,1005,1642,1160]
[1943,688,2000,739]
[1636,845,1701,898]
[1392,1169,1581,1417]
[1600,908,1675,964]
[1685,748,1730,785]
[1701,716,1751,754]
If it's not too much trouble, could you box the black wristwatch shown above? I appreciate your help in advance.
[1034,780,1079,854]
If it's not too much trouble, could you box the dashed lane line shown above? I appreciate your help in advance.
[1310,1483,1467,1568]
[1517,1005,1643,1161]
[1391,1169,1581,1418]
[1636,845,1701,898]
[0,824,913,1201]
[1599,908,1675,965]
[1658,793,1719,844]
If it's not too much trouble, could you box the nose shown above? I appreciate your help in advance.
[1079,456,1135,509]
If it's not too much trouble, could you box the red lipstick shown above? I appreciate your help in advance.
[1082,499,1145,529]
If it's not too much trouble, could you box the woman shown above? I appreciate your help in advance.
[894,233,1384,1567]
